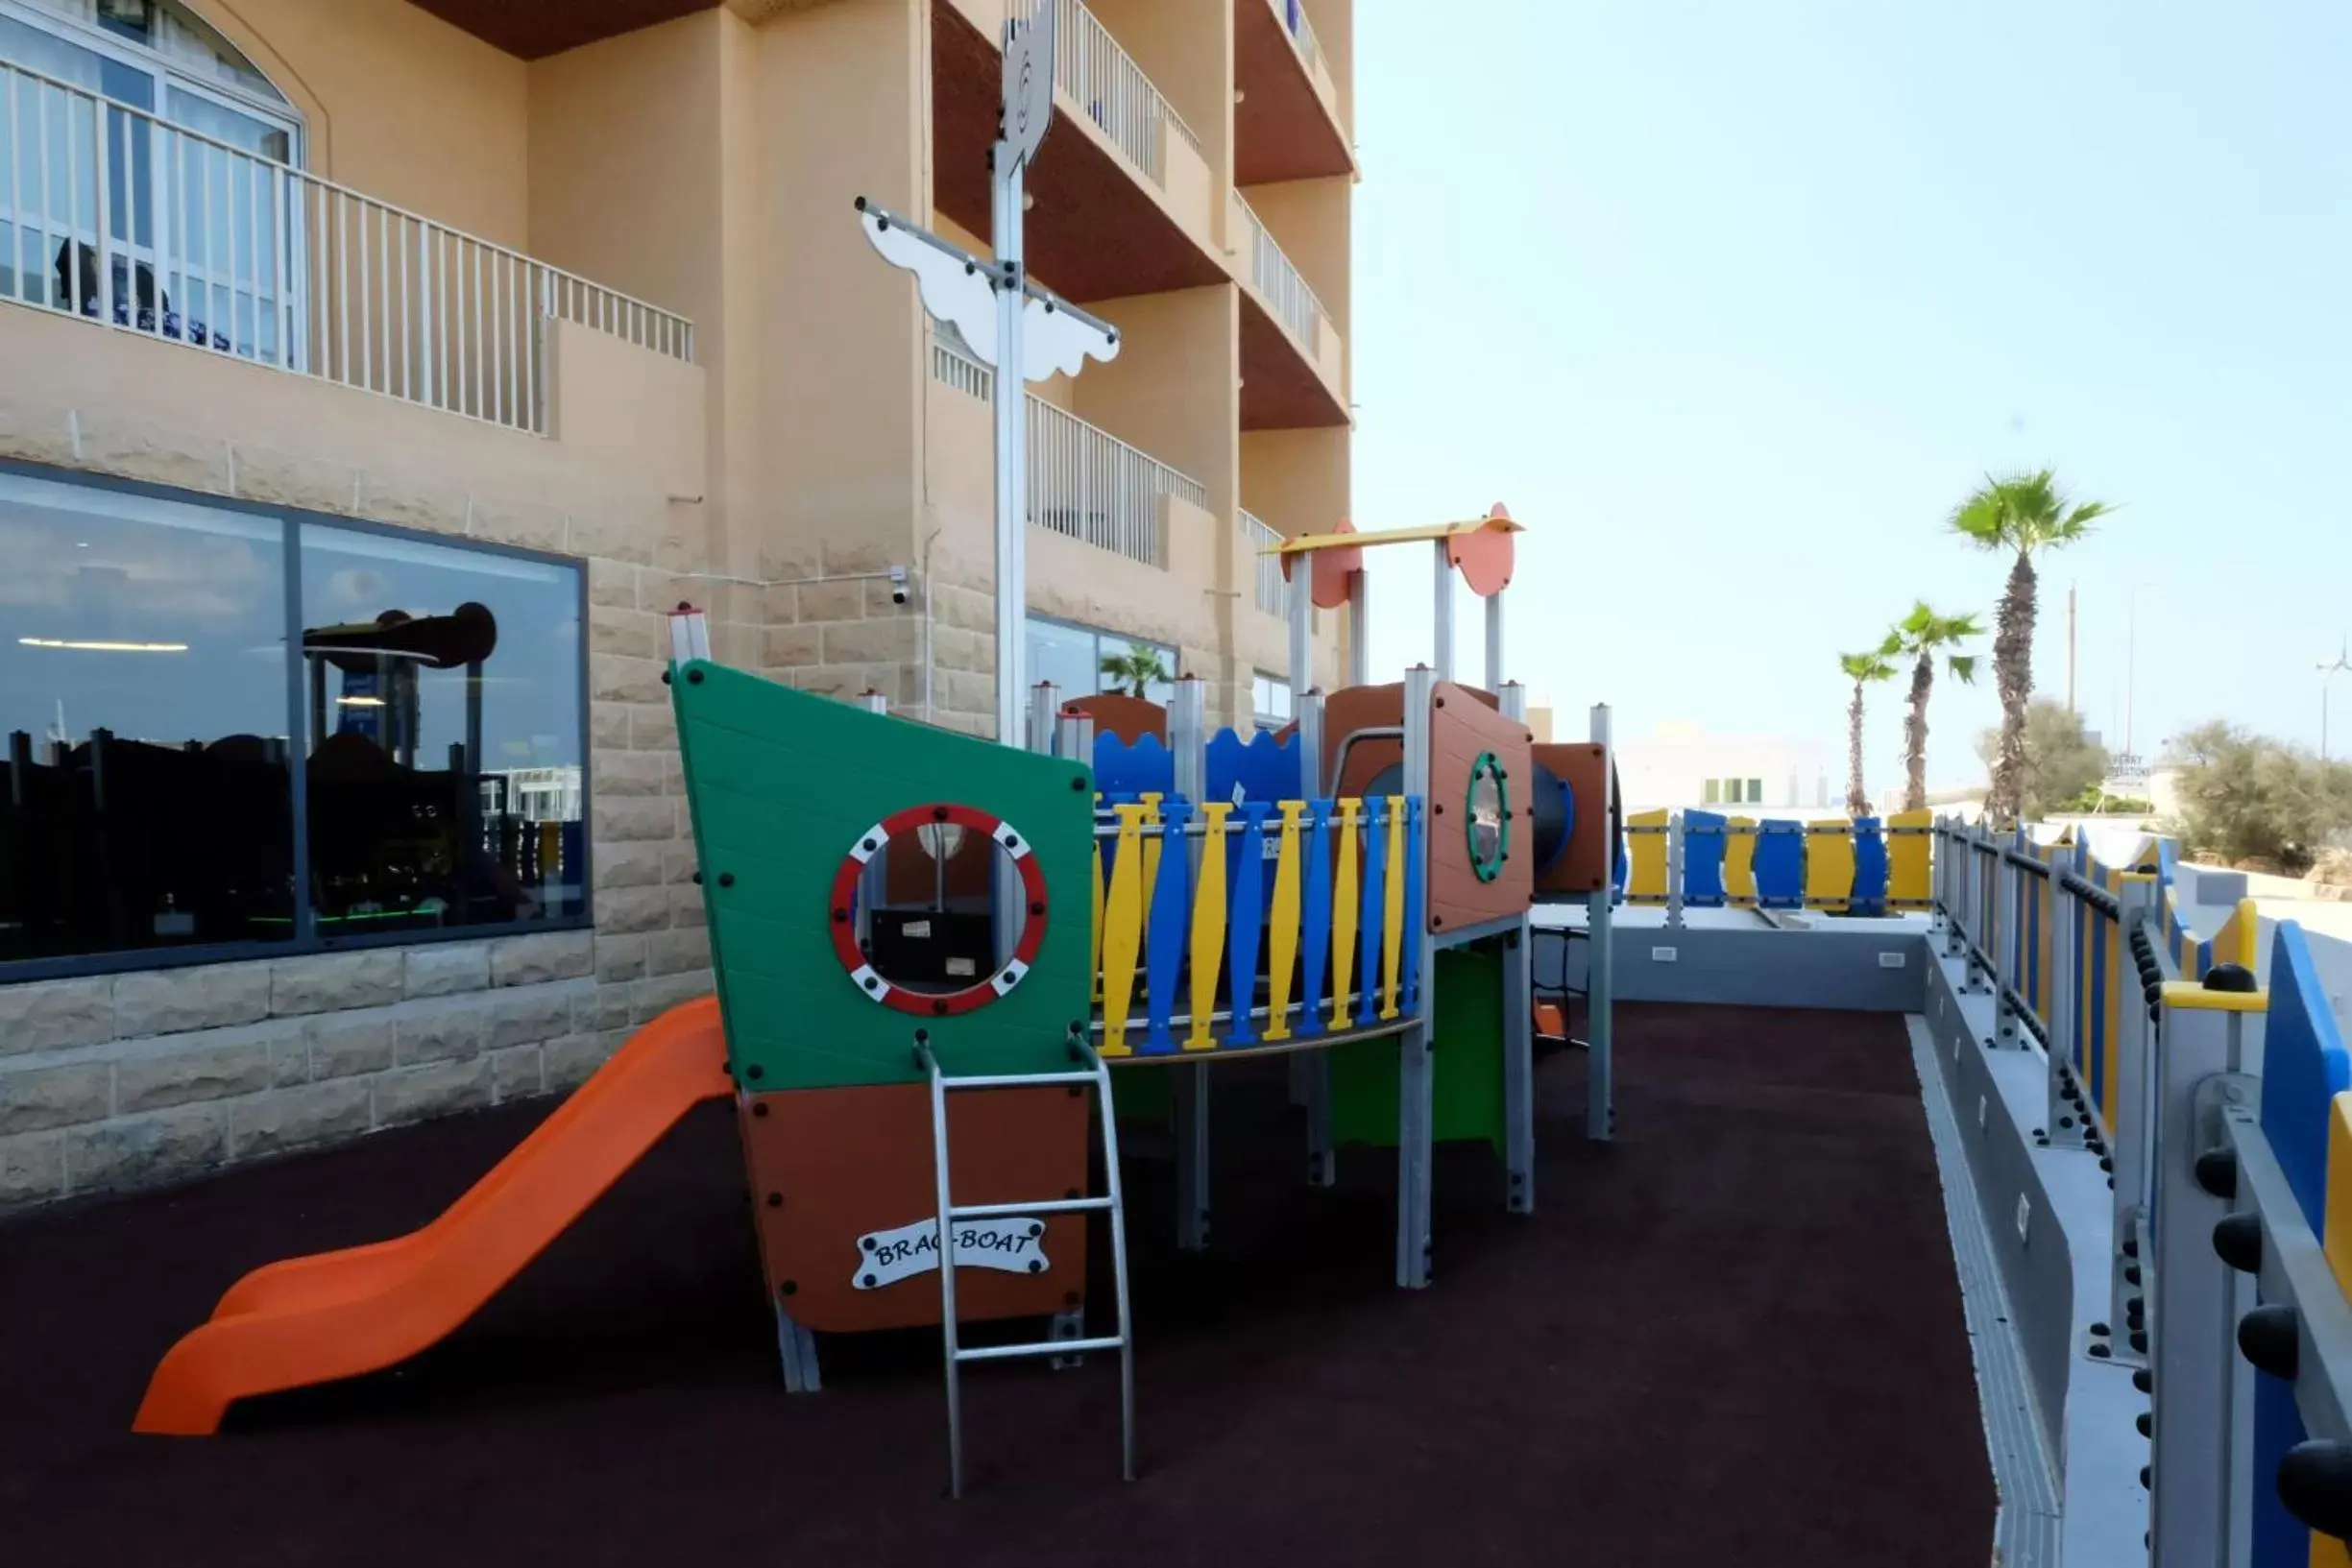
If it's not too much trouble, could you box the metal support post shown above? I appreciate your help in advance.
[988,133,1030,747]
[2111,877,2160,1340]
[774,1308,822,1393]
[1966,828,1989,986]
[1586,702,1616,1144]
[1929,818,1946,929]
[1169,676,1211,1252]
[1994,832,2023,1040]
[1026,681,1059,754]
[1664,811,1686,931]
[1297,688,1335,1186]
[1397,664,1439,1286]
[2149,977,2266,1565]
[1287,550,1315,717]
[1055,708,1094,767]
[1977,830,1999,990]
[1497,681,1527,726]
[667,607,713,665]
[1501,914,1534,1214]
[1346,569,1370,688]
[1430,543,1454,685]
[2047,863,2081,1148]
[1496,673,1533,1213]
[2219,1096,2352,1567]
[1483,589,1504,692]
[1943,823,1968,957]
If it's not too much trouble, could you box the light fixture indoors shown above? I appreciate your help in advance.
[18,638,189,653]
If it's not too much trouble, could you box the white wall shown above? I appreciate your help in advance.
[1614,724,1835,813]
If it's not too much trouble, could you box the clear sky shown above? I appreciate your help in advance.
[1350,0,2352,799]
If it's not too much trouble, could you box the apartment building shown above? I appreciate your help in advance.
[0,0,1355,1203]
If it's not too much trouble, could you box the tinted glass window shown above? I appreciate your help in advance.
[1027,616,1095,699]
[0,470,589,976]
[0,470,292,961]
[1095,633,1175,703]
[299,524,584,936]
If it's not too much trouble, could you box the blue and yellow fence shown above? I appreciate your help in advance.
[2247,921,2351,1568]
[1092,791,1426,1058]
[1616,808,1928,916]
[1933,815,2352,1565]
[2013,833,2263,1136]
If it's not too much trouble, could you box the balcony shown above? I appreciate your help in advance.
[1230,190,1346,428]
[1234,0,1351,183]
[930,335,1208,570]
[1241,507,1287,615]
[933,0,1224,303]
[0,57,692,439]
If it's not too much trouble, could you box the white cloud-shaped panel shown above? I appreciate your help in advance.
[859,206,1119,382]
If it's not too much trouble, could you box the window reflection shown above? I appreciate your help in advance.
[1024,615,1176,706]
[0,470,292,960]
[1025,615,1095,699]
[300,526,584,935]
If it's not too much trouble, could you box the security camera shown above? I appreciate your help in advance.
[888,565,910,606]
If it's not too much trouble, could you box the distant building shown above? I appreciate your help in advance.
[1614,723,1835,814]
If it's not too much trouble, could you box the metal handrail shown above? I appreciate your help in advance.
[1,56,693,440]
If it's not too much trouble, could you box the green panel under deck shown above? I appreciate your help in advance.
[1328,943,1507,1154]
[670,661,1095,1090]
[1110,1065,1173,1122]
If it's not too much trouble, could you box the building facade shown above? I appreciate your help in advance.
[1614,723,1836,815]
[0,0,1355,1205]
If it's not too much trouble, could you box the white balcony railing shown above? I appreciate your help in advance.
[0,59,692,438]
[1241,508,1287,616]
[933,338,1204,570]
[1052,0,1200,188]
[1232,190,1326,350]
[1270,0,1324,78]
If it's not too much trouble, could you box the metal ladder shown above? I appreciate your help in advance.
[917,1035,1135,1500]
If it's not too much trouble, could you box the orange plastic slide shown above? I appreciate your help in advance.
[133,998,733,1435]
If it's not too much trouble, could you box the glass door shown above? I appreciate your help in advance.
[0,1,297,364]
[160,84,290,362]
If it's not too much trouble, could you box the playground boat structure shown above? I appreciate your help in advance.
[108,495,2352,1565]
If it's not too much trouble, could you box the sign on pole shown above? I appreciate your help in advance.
[854,0,1123,749]
[1001,0,1055,171]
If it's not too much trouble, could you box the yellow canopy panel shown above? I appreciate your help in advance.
[1264,516,1526,556]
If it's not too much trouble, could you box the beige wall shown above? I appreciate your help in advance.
[529,11,766,583]
[1303,0,1354,139]
[1086,0,1231,242]
[1076,285,1238,519]
[935,0,1218,252]
[193,0,529,249]
[1240,425,1347,537]
[0,305,705,565]
[0,295,730,1209]
[1234,175,1349,335]
[756,0,928,578]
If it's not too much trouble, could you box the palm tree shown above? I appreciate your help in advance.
[1838,639,1901,818]
[1889,601,1983,812]
[1099,646,1171,699]
[1950,470,2114,826]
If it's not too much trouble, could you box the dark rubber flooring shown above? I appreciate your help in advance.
[0,1003,1992,1567]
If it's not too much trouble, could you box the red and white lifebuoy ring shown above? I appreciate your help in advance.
[827,803,1049,1018]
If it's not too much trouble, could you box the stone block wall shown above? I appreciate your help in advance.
[757,539,998,739]
[754,542,1348,745]
[0,336,732,1211]
[0,930,721,1207]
